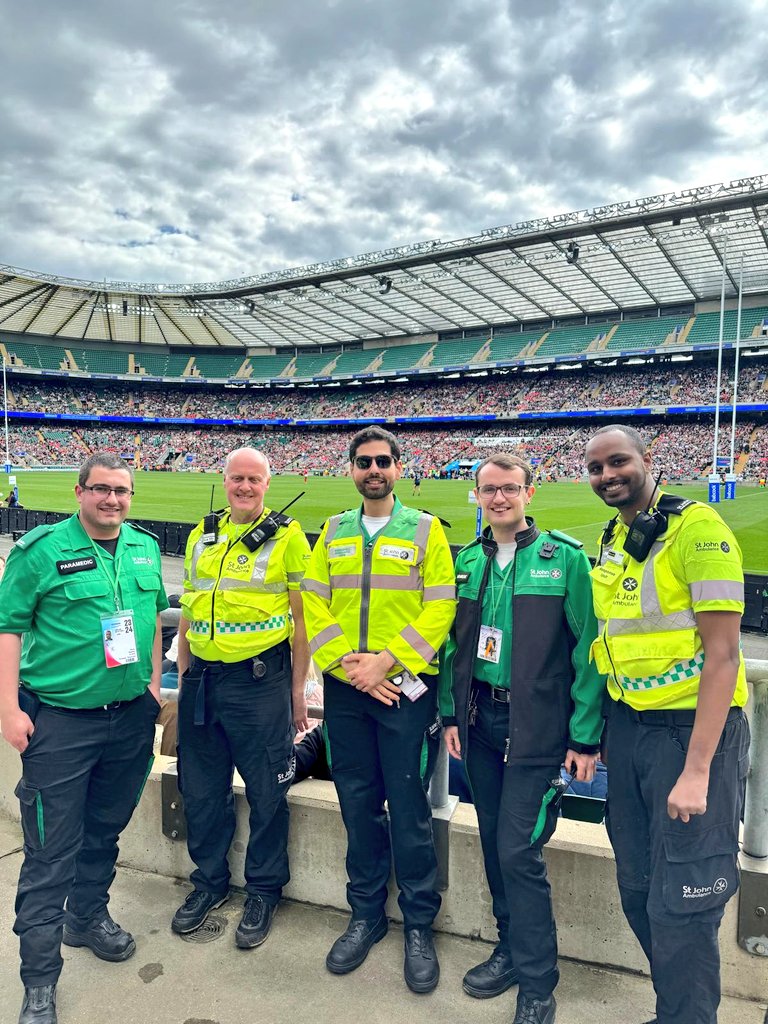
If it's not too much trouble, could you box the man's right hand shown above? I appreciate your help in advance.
[1,709,35,753]
[444,725,462,759]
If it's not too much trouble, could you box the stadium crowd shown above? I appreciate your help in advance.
[6,420,767,479]
[6,359,767,424]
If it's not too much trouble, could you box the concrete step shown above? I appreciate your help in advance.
[0,836,765,1024]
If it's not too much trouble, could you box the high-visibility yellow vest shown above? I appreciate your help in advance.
[182,508,310,662]
[301,501,456,682]
[590,498,747,710]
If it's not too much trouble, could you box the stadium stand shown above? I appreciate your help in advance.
[684,306,768,346]
[190,351,247,378]
[133,351,193,377]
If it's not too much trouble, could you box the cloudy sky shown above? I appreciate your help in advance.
[2,0,767,286]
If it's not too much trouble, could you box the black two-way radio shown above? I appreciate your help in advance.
[601,473,696,563]
[239,492,305,553]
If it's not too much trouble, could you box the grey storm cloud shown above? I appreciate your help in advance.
[1,0,767,284]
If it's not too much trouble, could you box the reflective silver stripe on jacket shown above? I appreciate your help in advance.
[423,584,456,602]
[399,624,436,663]
[413,513,432,562]
[301,578,332,600]
[309,622,345,656]
[690,580,744,603]
[323,514,343,548]
[606,540,696,637]
[189,536,286,593]
[327,569,423,591]
[189,539,216,590]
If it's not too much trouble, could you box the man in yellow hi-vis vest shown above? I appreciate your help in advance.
[586,424,749,1024]
[302,426,456,994]
[172,447,311,950]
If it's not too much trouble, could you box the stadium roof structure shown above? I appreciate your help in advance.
[2,175,768,351]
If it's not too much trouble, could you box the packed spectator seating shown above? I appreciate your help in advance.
[6,421,767,480]
[5,359,767,425]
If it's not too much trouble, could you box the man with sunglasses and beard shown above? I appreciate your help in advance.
[302,427,456,994]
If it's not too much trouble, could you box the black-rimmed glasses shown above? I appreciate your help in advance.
[353,455,395,470]
[477,483,527,499]
[82,484,134,498]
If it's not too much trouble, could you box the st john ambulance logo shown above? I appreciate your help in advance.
[237,555,249,565]
[622,577,638,592]
[550,568,562,579]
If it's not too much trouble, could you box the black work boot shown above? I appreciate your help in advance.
[62,912,135,961]
[513,992,556,1024]
[19,985,57,1024]
[326,915,388,974]
[171,890,229,934]
[403,926,440,994]
[462,944,518,998]
[235,895,276,949]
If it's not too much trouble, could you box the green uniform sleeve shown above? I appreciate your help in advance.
[438,629,458,721]
[563,548,605,751]
[0,544,41,633]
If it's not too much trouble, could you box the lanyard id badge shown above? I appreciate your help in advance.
[101,610,139,668]
[398,670,428,702]
[477,624,502,663]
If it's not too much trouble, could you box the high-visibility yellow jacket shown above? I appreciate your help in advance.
[182,507,310,662]
[590,496,747,710]
[301,498,456,682]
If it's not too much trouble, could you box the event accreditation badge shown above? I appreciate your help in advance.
[100,610,139,668]
[477,624,502,663]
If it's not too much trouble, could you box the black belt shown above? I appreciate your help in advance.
[192,640,290,726]
[66,693,144,713]
[617,702,744,727]
[474,678,511,704]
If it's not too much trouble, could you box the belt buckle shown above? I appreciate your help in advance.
[491,686,509,703]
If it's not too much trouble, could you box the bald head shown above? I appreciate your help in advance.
[223,447,271,524]
[223,447,271,476]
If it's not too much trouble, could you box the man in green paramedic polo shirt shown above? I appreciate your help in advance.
[0,452,167,1024]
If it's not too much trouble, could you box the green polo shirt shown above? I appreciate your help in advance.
[0,514,168,708]
[473,556,515,689]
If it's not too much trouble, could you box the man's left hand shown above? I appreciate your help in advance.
[667,769,709,822]
[292,690,309,733]
[564,749,597,782]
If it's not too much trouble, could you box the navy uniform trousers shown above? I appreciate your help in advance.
[605,700,750,1024]
[14,688,158,986]
[323,674,441,927]
[177,642,295,904]
[465,682,561,1002]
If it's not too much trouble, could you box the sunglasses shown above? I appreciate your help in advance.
[353,455,395,470]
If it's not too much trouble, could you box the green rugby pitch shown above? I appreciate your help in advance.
[7,471,768,572]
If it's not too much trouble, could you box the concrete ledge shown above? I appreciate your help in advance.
[1,747,766,1003]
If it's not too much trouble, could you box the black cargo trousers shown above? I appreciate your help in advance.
[605,699,750,1024]
[14,686,158,986]
[177,642,295,904]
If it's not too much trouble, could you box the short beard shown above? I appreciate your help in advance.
[356,478,394,500]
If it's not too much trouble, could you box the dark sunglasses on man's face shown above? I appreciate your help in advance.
[353,455,394,470]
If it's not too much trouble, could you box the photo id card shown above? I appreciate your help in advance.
[477,624,502,663]
[101,610,139,668]
[399,670,428,702]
